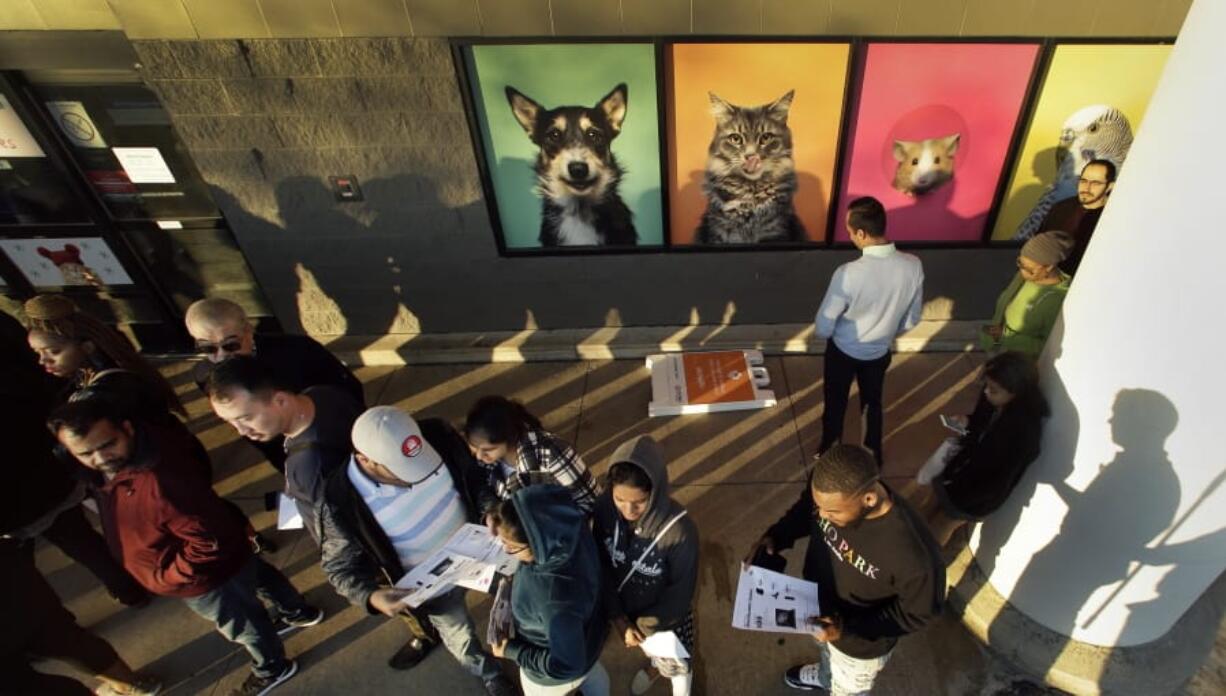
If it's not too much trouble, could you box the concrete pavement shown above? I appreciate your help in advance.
[31,354,1219,695]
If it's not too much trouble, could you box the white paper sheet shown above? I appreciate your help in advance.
[395,523,519,608]
[640,631,689,660]
[276,493,303,530]
[112,147,176,184]
[732,564,821,635]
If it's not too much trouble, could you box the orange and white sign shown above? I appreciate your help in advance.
[648,350,776,417]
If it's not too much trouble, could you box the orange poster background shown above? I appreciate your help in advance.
[666,43,851,245]
[682,352,756,404]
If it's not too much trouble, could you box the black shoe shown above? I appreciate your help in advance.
[388,638,434,670]
[483,674,519,696]
[784,663,829,692]
[272,606,324,635]
[111,589,151,609]
[230,660,297,696]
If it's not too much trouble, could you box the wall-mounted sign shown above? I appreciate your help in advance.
[112,147,176,184]
[0,94,45,158]
[45,101,108,149]
[0,237,135,288]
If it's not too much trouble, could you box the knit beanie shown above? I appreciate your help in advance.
[1021,230,1074,266]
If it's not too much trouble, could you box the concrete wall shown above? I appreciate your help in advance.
[969,0,1226,647]
[1,1,1193,39]
[133,36,1015,335]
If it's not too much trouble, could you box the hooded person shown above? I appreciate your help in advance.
[593,436,700,696]
[489,485,610,696]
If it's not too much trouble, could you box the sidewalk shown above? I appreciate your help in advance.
[29,353,1159,695]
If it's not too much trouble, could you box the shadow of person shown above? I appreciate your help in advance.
[207,185,303,332]
[884,177,985,241]
[998,146,1063,236]
[271,176,402,345]
[986,387,1181,678]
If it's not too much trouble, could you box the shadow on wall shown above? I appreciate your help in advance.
[967,338,1226,689]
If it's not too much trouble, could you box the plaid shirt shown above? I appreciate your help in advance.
[488,430,598,513]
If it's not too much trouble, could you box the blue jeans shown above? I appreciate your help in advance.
[182,557,308,678]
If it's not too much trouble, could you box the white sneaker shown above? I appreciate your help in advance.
[630,668,659,695]
[783,663,829,691]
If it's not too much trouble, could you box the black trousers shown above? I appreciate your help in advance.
[818,339,891,467]
[41,505,146,605]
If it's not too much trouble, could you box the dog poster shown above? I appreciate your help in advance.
[0,237,134,288]
[666,43,851,246]
[990,43,1171,241]
[464,43,664,251]
[835,43,1040,243]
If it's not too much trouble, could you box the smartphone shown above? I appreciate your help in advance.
[940,415,968,435]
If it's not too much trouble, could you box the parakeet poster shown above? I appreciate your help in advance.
[834,43,1040,243]
[991,43,1173,241]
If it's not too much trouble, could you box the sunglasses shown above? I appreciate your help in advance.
[195,338,244,356]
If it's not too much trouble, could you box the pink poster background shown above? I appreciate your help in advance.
[835,43,1039,242]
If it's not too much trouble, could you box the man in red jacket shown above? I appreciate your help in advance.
[48,397,320,696]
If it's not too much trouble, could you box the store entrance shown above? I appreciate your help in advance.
[0,68,274,353]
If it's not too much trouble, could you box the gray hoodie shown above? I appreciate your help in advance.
[593,436,700,635]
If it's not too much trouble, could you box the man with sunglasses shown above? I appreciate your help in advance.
[1035,159,1117,276]
[746,445,943,693]
[317,406,516,695]
[186,298,364,473]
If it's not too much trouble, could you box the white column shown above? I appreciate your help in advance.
[969,0,1226,647]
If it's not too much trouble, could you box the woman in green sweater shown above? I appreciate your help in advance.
[981,231,1074,358]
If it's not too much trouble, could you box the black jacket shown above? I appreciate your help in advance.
[765,482,944,659]
[938,394,1043,518]
[318,418,492,611]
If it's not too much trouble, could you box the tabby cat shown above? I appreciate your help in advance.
[696,90,805,245]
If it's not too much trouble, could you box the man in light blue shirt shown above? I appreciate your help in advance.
[815,197,924,467]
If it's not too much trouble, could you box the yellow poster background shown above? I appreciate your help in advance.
[990,44,1172,241]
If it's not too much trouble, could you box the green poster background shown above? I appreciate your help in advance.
[467,43,664,249]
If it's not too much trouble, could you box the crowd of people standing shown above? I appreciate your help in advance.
[1,177,1104,694]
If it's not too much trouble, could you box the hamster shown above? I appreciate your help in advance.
[892,133,960,196]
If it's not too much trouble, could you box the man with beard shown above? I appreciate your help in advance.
[746,445,943,693]
[1036,159,1117,276]
[49,397,320,696]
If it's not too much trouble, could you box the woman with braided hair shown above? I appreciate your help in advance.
[24,293,186,419]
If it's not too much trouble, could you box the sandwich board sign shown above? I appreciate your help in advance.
[647,350,776,417]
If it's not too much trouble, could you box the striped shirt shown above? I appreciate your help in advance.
[346,456,466,572]
[488,429,598,512]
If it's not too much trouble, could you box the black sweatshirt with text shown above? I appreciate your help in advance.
[765,483,944,658]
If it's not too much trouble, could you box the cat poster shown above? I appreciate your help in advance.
[990,43,1171,241]
[835,43,1040,243]
[0,237,134,288]
[666,43,852,246]
[463,43,665,252]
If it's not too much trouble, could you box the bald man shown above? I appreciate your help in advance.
[186,298,364,472]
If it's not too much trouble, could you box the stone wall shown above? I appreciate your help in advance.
[135,37,1012,336]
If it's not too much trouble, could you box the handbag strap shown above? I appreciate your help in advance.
[615,510,688,592]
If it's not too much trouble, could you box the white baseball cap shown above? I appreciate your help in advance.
[351,406,442,483]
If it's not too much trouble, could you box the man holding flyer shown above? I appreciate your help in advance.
[747,445,944,693]
[317,406,517,696]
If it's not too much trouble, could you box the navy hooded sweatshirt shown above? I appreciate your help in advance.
[504,485,608,685]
